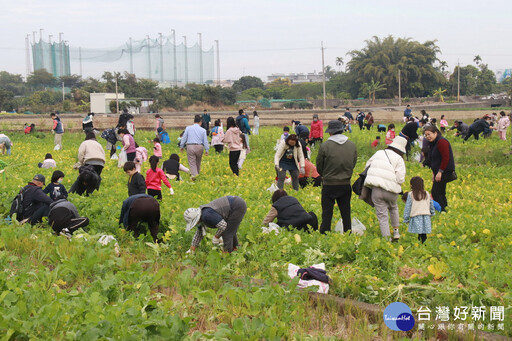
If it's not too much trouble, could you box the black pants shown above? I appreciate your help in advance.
[464,128,480,141]
[299,176,322,188]
[51,216,89,233]
[358,121,364,130]
[309,138,323,148]
[377,126,386,132]
[110,145,116,157]
[147,188,162,200]
[320,184,352,233]
[127,152,136,162]
[294,212,319,232]
[229,150,240,176]
[214,145,224,153]
[431,175,448,211]
[28,204,50,225]
[222,197,246,252]
[365,124,372,130]
[128,197,160,241]
[418,234,427,243]
[87,164,104,176]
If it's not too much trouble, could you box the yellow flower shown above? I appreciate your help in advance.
[55,279,67,287]
[294,234,301,244]
[450,241,456,246]
[482,229,491,235]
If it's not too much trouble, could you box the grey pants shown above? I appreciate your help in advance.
[222,197,247,252]
[186,144,204,176]
[277,168,299,191]
[371,187,399,237]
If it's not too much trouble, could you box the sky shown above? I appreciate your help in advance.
[0,0,511,82]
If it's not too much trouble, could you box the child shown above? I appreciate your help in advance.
[134,143,148,173]
[39,153,57,168]
[157,127,170,144]
[163,153,190,181]
[440,115,448,133]
[280,126,290,140]
[152,138,162,159]
[402,176,435,244]
[146,155,172,199]
[211,119,224,153]
[377,124,386,132]
[385,124,395,145]
[43,170,68,200]
[24,123,35,134]
[497,111,510,141]
[177,131,184,148]
[124,161,146,196]
[371,136,380,147]
[238,132,248,170]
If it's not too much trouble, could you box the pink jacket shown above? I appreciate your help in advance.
[222,127,243,151]
[498,117,510,132]
[385,129,395,145]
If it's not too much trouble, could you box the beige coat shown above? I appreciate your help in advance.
[274,140,305,170]
[78,139,106,165]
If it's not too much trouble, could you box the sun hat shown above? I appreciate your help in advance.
[325,120,344,134]
[388,136,407,154]
[184,208,201,231]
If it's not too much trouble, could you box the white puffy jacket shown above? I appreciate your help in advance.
[364,149,406,194]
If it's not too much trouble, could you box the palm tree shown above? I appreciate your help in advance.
[335,57,344,72]
[473,55,482,65]
[362,78,387,104]
[433,87,447,102]
[439,61,448,73]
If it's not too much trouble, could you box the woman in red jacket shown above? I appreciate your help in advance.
[309,114,323,147]
[145,155,172,200]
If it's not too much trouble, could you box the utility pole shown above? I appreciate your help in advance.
[159,33,164,82]
[183,36,188,85]
[59,33,63,78]
[147,35,152,79]
[457,60,460,103]
[25,35,31,79]
[321,41,326,110]
[115,76,119,114]
[172,29,177,87]
[62,82,65,101]
[129,37,133,74]
[215,40,220,86]
[398,69,401,106]
[198,33,203,84]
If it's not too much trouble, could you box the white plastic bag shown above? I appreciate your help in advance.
[412,151,421,162]
[266,183,279,193]
[118,150,127,168]
[334,219,344,233]
[98,234,120,256]
[351,218,366,236]
[54,144,61,151]
[261,222,280,235]
[110,153,118,160]
[288,262,329,294]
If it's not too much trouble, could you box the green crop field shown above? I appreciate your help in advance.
[0,125,510,339]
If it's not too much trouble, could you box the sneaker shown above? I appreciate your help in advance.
[60,228,72,239]
[392,229,400,241]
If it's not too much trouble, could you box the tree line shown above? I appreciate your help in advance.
[0,35,510,113]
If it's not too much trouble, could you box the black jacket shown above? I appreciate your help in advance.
[273,196,311,228]
[48,199,79,230]
[128,172,146,196]
[162,158,179,176]
[22,183,53,219]
[400,122,419,141]
[469,119,490,134]
[429,135,455,174]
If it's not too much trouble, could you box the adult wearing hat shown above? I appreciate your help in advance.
[20,174,53,224]
[316,120,357,234]
[363,136,407,241]
[184,196,246,253]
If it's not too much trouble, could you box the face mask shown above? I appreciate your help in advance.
[57,179,63,184]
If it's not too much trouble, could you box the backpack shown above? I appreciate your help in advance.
[10,187,28,222]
